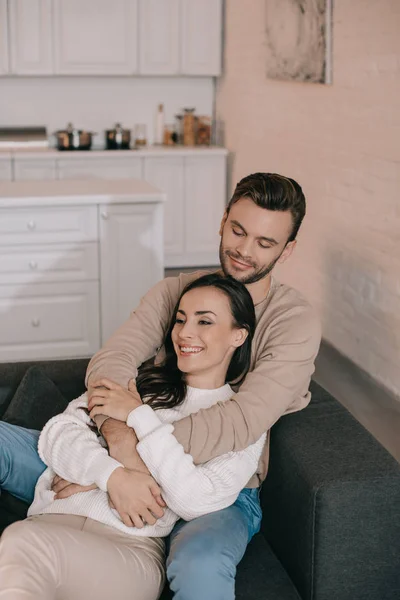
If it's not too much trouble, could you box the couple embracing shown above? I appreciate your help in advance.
[0,172,320,600]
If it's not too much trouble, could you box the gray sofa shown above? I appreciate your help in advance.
[0,358,399,600]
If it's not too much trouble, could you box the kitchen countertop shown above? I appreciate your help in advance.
[0,146,229,160]
[0,178,166,208]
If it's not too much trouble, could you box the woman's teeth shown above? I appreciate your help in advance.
[180,347,203,354]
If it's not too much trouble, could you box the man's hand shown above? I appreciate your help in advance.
[107,467,166,529]
[100,417,150,473]
[52,475,97,500]
[88,378,142,422]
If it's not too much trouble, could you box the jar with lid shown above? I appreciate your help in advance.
[183,108,196,146]
[174,114,183,145]
[196,116,211,146]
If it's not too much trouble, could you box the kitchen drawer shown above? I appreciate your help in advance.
[0,205,98,245]
[57,158,143,180]
[13,159,57,181]
[0,281,100,361]
[0,242,98,285]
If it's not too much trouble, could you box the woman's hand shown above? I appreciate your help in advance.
[88,378,142,422]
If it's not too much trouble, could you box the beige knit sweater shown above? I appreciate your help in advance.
[86,271,321,487]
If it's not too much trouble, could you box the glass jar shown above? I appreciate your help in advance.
[196,116,211,146]
[183,108,196,146]
[134,124,147,147]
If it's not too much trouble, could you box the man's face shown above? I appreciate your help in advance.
[219,197,296,285]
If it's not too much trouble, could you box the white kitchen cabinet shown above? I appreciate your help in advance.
[0,160,12,180]
[0,0,9,74]
[57,157,143,180]
[0,281,100,362]
[8,0,53,74]
[144,156,184,259]
[181,0,222,76]
[14,159,57,180]
[0,179,164,361]
[184,155,226,265]
[53,0,138,75]
[138,0,180,75]
[0,242,98,285]
[99,202,164,341]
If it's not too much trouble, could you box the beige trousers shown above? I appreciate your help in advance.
[0,514,165,600]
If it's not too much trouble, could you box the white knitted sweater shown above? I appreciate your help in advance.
[29,385,266,537]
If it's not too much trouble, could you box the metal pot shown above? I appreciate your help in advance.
[105,123,131,150]
[54,123,95,151]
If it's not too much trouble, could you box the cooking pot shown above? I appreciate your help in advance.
[54,123,95,151]
[105,123,131,150]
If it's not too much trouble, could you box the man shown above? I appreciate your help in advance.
[0,173,320,599]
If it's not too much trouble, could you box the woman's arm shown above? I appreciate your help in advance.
[38,394,122,492]
[128,406,266,521]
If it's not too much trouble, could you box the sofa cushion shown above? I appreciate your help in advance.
[2,366,69,431]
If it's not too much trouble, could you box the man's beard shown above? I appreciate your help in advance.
[219,243,282,285]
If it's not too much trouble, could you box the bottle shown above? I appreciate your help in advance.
[154,103,165,145]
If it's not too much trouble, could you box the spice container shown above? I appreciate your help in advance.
[174,114,183,144]
[163,124,175,146]
[196,116,212,146]
[134,124,147,147]
[183,108,196,146]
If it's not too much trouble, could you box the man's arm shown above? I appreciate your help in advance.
[129,405,267,521]
[171,304,321,464]
[38,395,123,490]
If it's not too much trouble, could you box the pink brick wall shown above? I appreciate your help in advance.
[217,0,400,396]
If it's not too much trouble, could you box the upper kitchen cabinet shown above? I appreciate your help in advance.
[0,0,9,74]
[138,0,179,75]
[8,0,53,74]
[181,0,222,76]
[53,0,138,75]
[138,0,222,76]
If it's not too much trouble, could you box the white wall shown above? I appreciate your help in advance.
[217,0,400,397]
[0,76,214,147]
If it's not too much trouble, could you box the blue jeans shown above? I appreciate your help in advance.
[0,421,262,599]
[0,422,46,503]
[166,488,262,599]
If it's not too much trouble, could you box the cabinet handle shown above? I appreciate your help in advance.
[29,261,38,270]
[31,318,40,327]
[101,211,109,220]
[27,220,36,231]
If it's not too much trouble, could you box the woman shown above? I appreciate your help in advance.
[0,274,266,600]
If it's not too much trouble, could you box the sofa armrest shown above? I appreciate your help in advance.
[261,382,400,600]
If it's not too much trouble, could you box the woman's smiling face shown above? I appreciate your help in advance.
[171,286,247,389]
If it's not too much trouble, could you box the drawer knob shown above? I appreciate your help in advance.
[101,211,109,220]
[31,318,40,327]
[29,261,38,270]
[27,220,36,231]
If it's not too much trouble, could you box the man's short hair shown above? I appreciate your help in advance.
[227,173,306,242]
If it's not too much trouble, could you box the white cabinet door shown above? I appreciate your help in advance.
[58,158,143,180]
[99,203,164,342]
[144,156,184,263]
[184,155,226,265]
[14,159,57,180]
[138,0,179,75]
[180,0,222,75]
[0,0,9,74]
[8,0,53,74]
[0,160,12,180]
[53,0,138,75]
[0,281,100,361]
